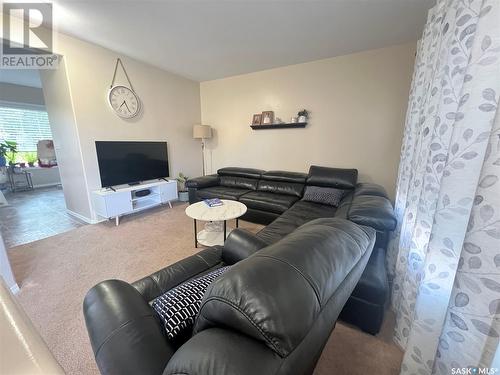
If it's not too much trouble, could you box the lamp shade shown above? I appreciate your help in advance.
[193,125,212,139]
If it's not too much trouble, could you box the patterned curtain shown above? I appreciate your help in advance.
[388,0,500,373]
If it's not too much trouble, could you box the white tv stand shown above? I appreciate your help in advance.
[92,179,178,225]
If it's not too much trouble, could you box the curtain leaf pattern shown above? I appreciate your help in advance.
[388,0,500,373]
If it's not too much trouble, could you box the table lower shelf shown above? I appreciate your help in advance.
[196,228,234,247]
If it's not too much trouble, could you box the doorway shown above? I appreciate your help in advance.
[0,69,86,248]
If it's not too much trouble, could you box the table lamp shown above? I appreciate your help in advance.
[193,124,212,176]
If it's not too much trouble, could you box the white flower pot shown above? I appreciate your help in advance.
[178,191,189,202]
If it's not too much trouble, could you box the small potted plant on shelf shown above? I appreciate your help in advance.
[297,109,309,123]
[176,172,190,202]
[25,152,38,167]
[0,140,17,167]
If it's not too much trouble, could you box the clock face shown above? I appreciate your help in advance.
[108,85,140,118]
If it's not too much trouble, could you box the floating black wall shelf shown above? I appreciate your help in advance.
[250,122,307,130]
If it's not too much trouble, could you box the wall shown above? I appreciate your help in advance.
[0,234,18,293]
[0,83,45,106]
[200,42,416,198]
[40,32,202,221]
[40,59,91,219]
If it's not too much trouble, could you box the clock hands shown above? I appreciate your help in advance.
[119,100,131,113]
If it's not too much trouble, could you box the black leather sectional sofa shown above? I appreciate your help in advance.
[83,165,397,375]
[84,218,376,375]
[187,166,397,334]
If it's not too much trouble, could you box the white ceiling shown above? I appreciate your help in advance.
[0,69,42,88]
[50,1,433,82]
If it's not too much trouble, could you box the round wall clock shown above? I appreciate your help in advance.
[108,85,141,119]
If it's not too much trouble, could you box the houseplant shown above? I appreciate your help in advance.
[24,152,38,167]
[176,172,190,202]
[297,109,309,123]
[0,140,17,167]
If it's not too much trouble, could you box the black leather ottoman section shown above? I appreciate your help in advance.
[340,247,388,334]
[350,248,388,305]
[256,200,337,244]
[239,191,299,214]
[339,294,386,335]
[195,186,251,201]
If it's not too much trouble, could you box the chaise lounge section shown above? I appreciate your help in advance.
[187,165,397,334]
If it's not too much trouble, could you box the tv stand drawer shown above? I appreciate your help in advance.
[93,191,132,218]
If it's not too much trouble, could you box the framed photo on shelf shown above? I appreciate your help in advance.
[252,113,262,125]
[261,111,274,125]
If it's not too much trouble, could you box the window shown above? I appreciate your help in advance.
[0,104,53,152]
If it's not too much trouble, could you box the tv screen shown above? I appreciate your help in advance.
[95,141,169,187]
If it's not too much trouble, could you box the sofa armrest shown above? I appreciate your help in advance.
[185,174,219,189]
[222,229,269,264]
[354,183,389,199]
[348,195,397,232]
[164,328,281,375]
[132,247,223,302]
[347,183,396,232]
[83,280,174,375]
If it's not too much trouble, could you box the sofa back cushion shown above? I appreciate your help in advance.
[217,167,263,190]
[217,167,264,179]
[257,171,306,197]
[307,166,358,190]
[193,218,375,357]
[219,176,258,190]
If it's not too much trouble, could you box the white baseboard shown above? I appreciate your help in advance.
[66,209,96,224]
[33,183,62,188]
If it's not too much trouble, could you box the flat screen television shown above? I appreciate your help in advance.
[95,141,169,187]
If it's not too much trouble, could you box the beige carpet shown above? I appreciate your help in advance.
[7,202,402,374]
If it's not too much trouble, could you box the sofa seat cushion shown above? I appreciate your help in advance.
[256,200,337,244]
[239,191,299,214]
[196,186,251,201]
[350,248,388,305]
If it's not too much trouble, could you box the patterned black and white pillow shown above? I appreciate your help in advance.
[302,186,345,207]
[152,266,230,339]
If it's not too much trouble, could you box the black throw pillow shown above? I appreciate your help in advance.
[302,186,345,207]
[152,266,231,339]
